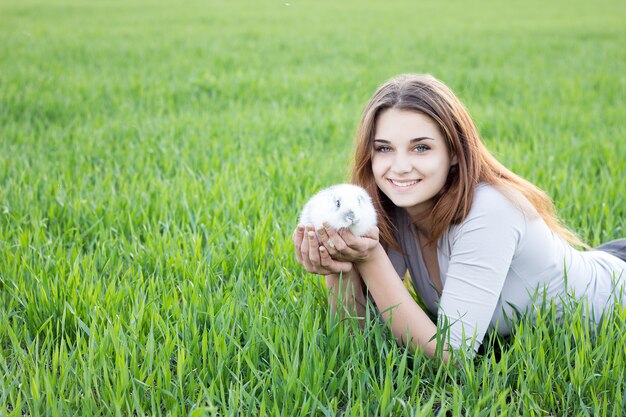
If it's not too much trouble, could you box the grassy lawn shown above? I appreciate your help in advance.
[1,0,625,415]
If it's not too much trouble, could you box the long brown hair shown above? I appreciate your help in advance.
[350,74,585,249]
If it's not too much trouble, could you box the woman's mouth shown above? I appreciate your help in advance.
[388,179,421,189]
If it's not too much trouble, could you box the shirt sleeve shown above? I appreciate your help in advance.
[438,186,526,352]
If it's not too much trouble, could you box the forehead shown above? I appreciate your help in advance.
[374,108,441,141]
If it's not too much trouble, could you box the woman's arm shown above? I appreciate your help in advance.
[324,271,367,323]
[292,225,367,321]
[317,225,450,360]
[356,244,450,361]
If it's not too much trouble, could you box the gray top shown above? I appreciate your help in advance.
[387,183,626,352]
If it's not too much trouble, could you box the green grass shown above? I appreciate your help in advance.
[1,0,625,415]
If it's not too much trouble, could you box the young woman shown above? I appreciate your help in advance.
[292,74,626,360]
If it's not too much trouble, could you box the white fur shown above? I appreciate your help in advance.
[299,184,377,236]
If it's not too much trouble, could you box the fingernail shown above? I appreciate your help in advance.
[322,222,330,228]
[297,224,304,231]
[308,231,314,240]
[318,227,325,235]
[319,246,325,253]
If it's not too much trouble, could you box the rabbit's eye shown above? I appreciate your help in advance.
[335,199,341,208]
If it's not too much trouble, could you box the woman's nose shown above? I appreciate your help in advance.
[392,152,412,173]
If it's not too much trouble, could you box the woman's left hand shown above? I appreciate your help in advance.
[317,224,380,263]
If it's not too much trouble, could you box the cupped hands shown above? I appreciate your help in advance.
[291,223,380,275]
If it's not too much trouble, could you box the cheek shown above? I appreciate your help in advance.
[371,156,384,178]
[371,165,388,190]
[425,154,452,178]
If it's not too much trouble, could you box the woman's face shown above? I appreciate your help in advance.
[371,108,456,217]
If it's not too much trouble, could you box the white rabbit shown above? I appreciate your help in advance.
[299,184,377,236]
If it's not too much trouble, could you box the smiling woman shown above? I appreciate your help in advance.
[371,109,455,220]
[292,74,626,360]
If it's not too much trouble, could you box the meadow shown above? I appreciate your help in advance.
[1,0,625,415]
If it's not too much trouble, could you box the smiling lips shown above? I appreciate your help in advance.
[388,179,421,189]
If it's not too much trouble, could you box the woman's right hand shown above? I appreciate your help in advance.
[292,224,353,275]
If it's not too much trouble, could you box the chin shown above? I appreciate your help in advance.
[388,196,420,208]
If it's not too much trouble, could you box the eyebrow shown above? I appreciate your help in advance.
[373,137,435,143]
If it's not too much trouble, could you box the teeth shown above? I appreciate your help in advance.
[390,179,419,187]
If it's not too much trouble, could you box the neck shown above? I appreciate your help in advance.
[405,201,435,238]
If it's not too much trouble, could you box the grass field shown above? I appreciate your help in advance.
[1,0,626,415]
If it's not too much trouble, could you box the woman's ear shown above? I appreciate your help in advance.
[450,153,458,166]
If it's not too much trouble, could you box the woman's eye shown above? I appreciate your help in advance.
[374,146,392,153]
[413,144,429,153]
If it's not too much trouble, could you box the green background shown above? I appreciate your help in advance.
[1,0,625,415]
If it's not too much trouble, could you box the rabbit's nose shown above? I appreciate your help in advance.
[345,210,355,223]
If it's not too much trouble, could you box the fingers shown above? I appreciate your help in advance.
[336,228,379,252]
[317,224,381,263]
[307,228,321,267]
[336,228,362,250]
[292,224,305,264]
[362,226,380,241]
[299,225,329,274]
[321,226,360,260]
[295,225,352,275]
[298,225,314,271]
[317,226,339,257]
[319,246,352,273]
